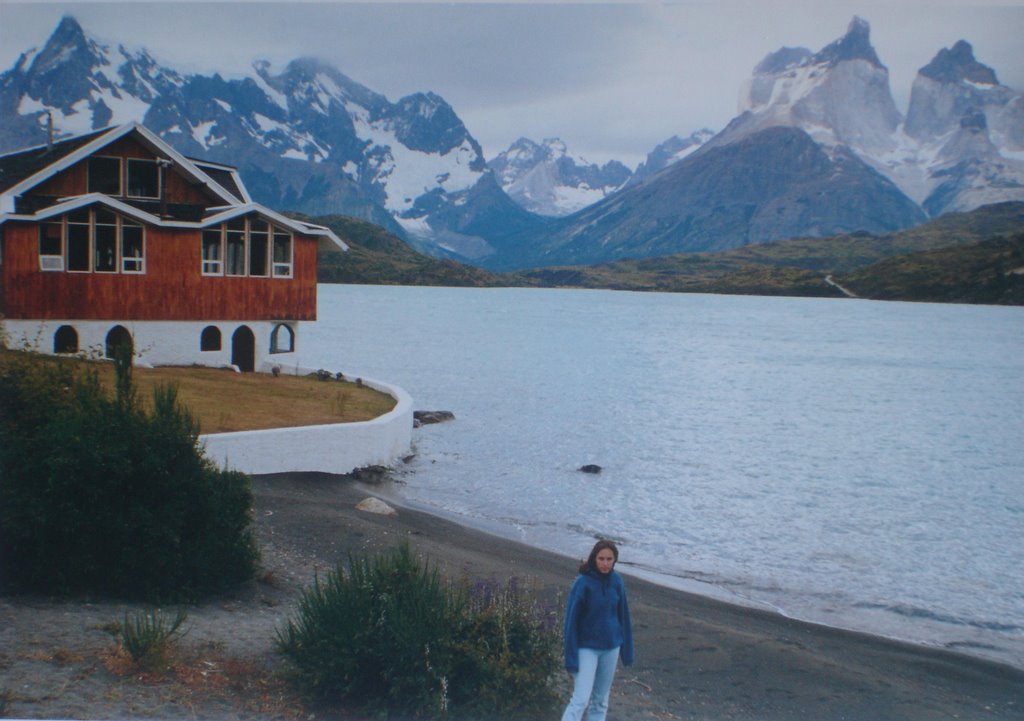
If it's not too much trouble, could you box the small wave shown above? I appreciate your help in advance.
[853,602,1024,633]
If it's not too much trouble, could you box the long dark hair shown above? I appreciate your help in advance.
[579,539,619,574]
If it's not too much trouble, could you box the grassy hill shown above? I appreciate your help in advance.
[506,202,1024,302]
[307,202,1024,305]
[836,232,1024,304]
[311,214,501,287]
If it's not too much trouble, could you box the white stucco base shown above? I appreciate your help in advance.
[199,373,414,476]
[2,318,301,370]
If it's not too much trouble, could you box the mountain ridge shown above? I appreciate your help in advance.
[2,15,1022,272]
[486,17,1023,270]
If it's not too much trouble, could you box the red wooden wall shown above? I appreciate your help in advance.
[34,136,215,205]
[1,222,319,321]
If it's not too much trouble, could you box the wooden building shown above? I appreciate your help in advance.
[0,123,346,371]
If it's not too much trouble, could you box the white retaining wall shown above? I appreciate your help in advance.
[199,372,414,476]
[2,320,415,475]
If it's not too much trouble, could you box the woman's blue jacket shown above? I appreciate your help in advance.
[562,568,634,672]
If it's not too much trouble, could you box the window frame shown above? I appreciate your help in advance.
[87,156,122,195]
[225,218,247,277]
[272,228,293,278]
[66,210,91,273]
[201,215,295,279]
[37,209,147,276]
[202,228,224,276]
[93,208,118,273]
[126,158,161,199]
[121,219,145,274]
[248,218,270,277]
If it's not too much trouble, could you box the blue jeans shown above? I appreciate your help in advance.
[561,646,620,721]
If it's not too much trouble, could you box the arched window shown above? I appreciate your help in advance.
[53,325,79,354]
[270,323,295,354]
[200,325,222,351]
[105,325,133,360]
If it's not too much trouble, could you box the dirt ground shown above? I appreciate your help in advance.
[2,472,1022,720]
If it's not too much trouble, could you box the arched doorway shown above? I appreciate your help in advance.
[105,325,133,359]
[231,326,256,372]
[53,325,79,354]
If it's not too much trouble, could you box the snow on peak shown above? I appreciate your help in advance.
[489,136,631,216]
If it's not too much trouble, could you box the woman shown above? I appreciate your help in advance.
[561,539,634,721]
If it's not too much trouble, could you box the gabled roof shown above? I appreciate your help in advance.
[0,128,111,194]
[188,158,251,204]
[0,123,346,252]
[0,123,243,213]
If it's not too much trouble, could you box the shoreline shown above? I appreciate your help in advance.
[254,473,1024,720]
[3,471,1023,720]
[368,475,1024,676]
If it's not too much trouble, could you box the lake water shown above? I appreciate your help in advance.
[300,284,1024,670]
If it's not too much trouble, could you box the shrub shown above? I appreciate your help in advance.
[452,577,562,719]
[0,349,259,602]
[120,607,189,670]
[277,542,561,719]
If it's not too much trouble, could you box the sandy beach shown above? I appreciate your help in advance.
[2,471,1022,720]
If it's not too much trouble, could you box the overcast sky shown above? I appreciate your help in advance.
[2,1,1023,167]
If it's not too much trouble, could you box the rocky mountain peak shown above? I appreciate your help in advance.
[488,136,630,217]
[388,91,483,159]
[812,16,882,68]
[48,15,90,51]
[730,15,900,158]
[919,40,999,86]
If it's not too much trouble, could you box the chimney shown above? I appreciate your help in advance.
[46,111,54,151]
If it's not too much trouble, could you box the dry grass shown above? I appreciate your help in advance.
[121,365,397,434]
[0,351,397,434]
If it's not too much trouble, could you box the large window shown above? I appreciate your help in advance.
[121,220,144,273]
[272,228,293,277]
[226,219,246,276]
[202,229,223,275]
[67,209,91,272]
[249,218,269,277]
[38,208,146,275]
[94,208,118,272]
[201,215,293,278]
[87,156,121,195]
[127,158,160,199]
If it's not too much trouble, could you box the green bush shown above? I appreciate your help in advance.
[453,576,563,719]
[0,349,259,602]
[277,542,561,719]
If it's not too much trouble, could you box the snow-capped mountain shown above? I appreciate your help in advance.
[0,16,186,150]
[0,16,536,260]
[717,16,1024,217]
[488,137,631,216]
